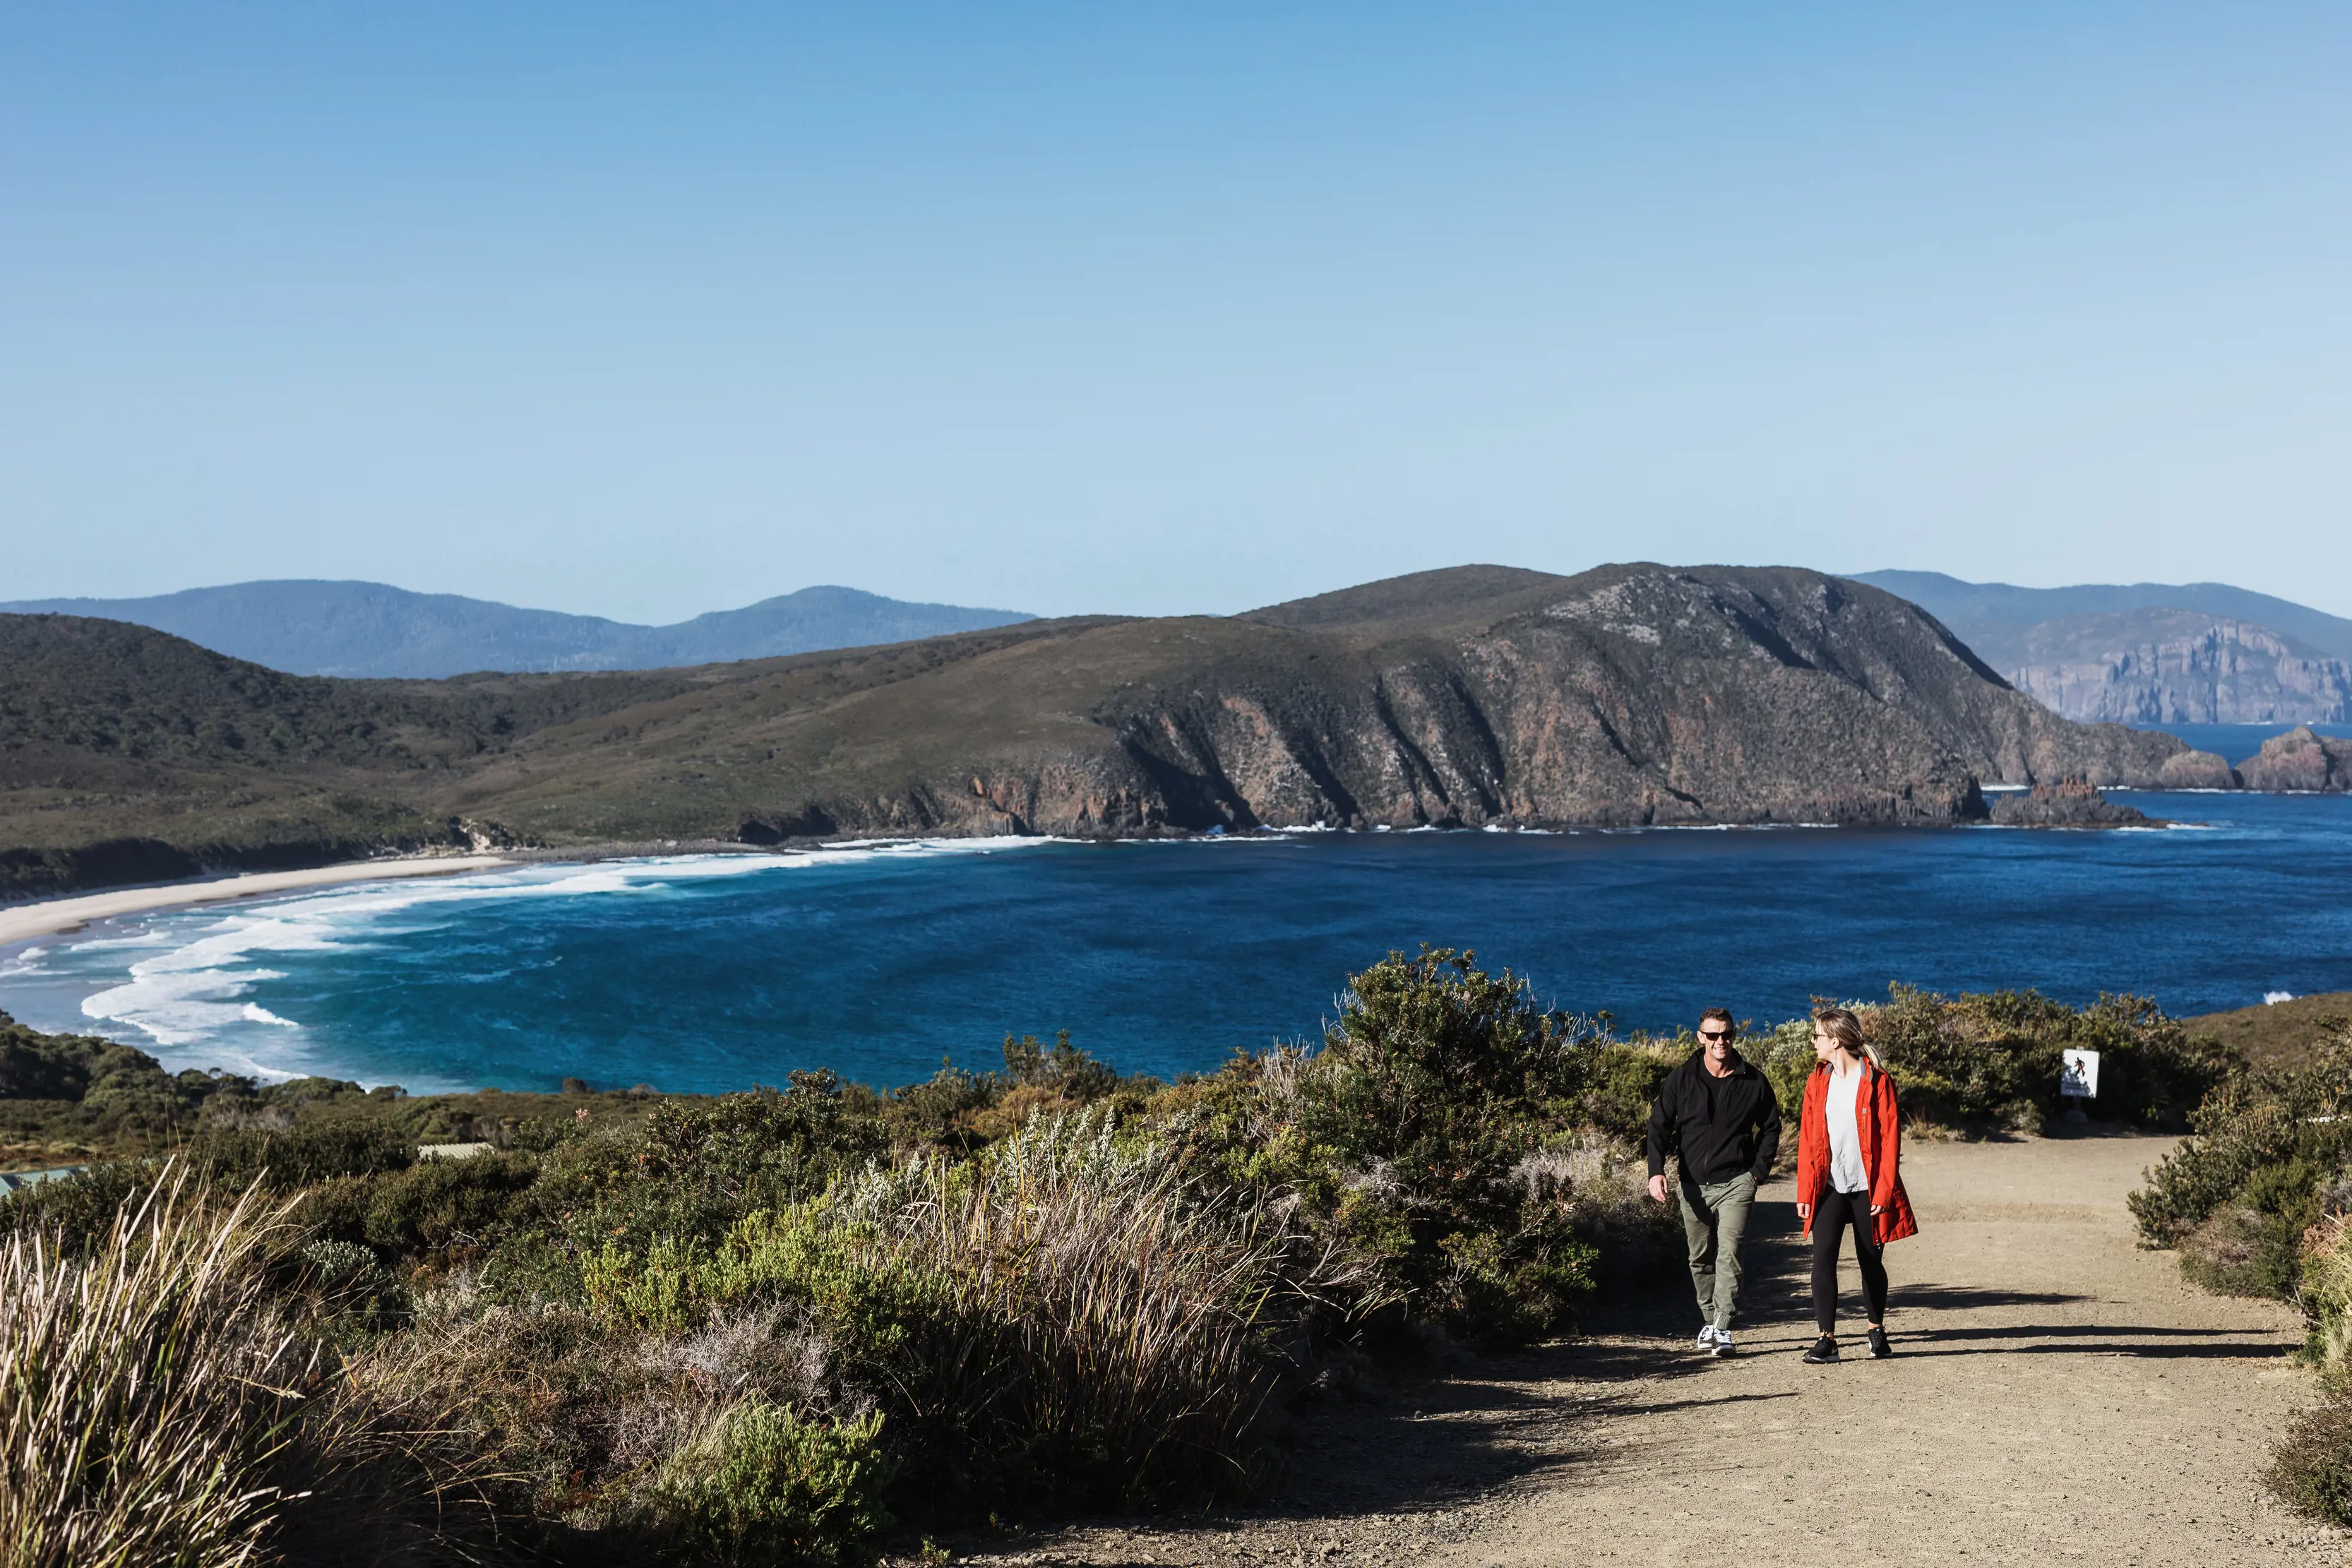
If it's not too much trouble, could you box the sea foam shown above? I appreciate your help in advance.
[43,842,1063,1079]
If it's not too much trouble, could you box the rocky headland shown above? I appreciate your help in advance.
[0,562,2281,897]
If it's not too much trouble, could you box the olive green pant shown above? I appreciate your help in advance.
[1678,1170,1757,1333]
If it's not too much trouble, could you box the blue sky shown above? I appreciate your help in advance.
[4,4,2348,621]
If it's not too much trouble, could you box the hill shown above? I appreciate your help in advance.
[0,563,2231,897]
[0,580,1036,677]
[1849,572,2352,725]
[1849,570,2352,662]
[2183,991,2352,1071]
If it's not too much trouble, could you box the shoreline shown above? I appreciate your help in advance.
[0,855,518,947]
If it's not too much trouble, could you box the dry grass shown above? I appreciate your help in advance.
[864,1108,1375,1492]
[0,1168,308,1568]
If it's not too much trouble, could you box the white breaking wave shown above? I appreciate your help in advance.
[42,842,1069,1077]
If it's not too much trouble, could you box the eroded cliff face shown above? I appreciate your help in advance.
[688,565,2219,841]
[1977,611,2352,726]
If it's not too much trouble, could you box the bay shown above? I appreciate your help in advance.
[2,787,2348,1095]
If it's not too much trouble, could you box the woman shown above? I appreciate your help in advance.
[1793,1006,1917,1363]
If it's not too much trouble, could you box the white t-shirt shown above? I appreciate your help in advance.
[1826,1067,1870,1195]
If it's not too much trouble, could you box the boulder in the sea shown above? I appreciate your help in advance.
[1989,777,2161,828]
[2157,749,2239,790]
[2237,726,2352,793]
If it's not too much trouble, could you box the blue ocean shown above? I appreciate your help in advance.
[3,778,2348,1096]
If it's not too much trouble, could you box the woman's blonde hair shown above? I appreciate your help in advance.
[1813,1005,1885,1072]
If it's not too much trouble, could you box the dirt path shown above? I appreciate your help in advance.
[963,1135,2345,1568]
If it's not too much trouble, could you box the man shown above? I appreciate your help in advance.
[1645,1007,1782,1359]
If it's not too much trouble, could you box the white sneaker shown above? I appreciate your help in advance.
[1696,1324,1719,1348]
[1712,1333,1736,1359]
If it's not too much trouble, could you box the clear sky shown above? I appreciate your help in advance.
[4,4,2348,622]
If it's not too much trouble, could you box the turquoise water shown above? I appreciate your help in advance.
[3,789,2348,1094]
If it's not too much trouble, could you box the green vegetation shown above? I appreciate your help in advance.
[1731,984,2232,1133]
[2125,1011,2352,1525]
[0,950,1677,1567]
[2181,992,2352,1072]
[0,968,2262,1564]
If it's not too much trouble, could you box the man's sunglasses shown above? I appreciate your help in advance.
[1698,1030,1733,1043]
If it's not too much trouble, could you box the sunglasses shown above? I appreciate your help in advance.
[1699,1030,1733,1043]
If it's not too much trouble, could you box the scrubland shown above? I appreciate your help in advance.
[0,962,2257,1566]
[2128,997,2352,1523]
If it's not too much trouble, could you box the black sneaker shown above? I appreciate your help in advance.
[1866,1327,1893,1359]
[1801,1336,1839,1365]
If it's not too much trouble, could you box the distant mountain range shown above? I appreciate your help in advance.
[3,563,2243,897]
[0,581,1035,678]
[1850,571,2352,725]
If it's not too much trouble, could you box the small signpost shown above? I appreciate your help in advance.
[2060,1048,2101,1123]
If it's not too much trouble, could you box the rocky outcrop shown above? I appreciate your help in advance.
[1988,778,2159,829]
[2156,749,2239,789]
[1968,610,2352,726]
[2236,726,2352,793]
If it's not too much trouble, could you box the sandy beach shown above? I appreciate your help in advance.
[0,856,513,947]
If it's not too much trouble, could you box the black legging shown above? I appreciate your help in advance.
[1811,1186,1890,1335]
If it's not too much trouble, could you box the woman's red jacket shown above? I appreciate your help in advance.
[1794,1061,1920,1245]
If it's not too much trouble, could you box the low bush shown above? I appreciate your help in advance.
[2129,1022,2352,1529]
[2130,1027,2352,1267]
[2271,1398,2352,1528]
[1859,986,2236,1132]
[652,1398,892,1568]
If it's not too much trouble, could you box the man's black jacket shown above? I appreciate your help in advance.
[1644,1051,1783,1185]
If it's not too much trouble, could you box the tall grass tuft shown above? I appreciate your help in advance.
[0,1166,308,1568]
[860,1107,1371,1503]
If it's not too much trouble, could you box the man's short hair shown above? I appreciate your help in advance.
[1699,1007,1737,1039]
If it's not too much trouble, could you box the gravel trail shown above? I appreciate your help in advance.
[959,1135,2344,1568]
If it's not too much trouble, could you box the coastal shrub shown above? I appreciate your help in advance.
[2130,1027,2352,1264]
[2178,1198,2313,1300]
[530,1075,888,1259]
[1755,1019,1819,1122]
[1000,1029,1119,1099]
[651,1399,892,1568]
[883,1064,1002,1153]
[2271,1395,2352,1528]
[2299,1215,2352,1385]
[583,1108,1359,1514]
[1151,949,1610,1348]
[191,1118,417,1190]
[298,1148,541,1265]
[1580,1039,1681,1143]
[0,1015,244,1157]
[1303,949,1606,1343]
[0,1159,155,1250]
[1860,986,2237,1132]
[1510,1132,1683,1286]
